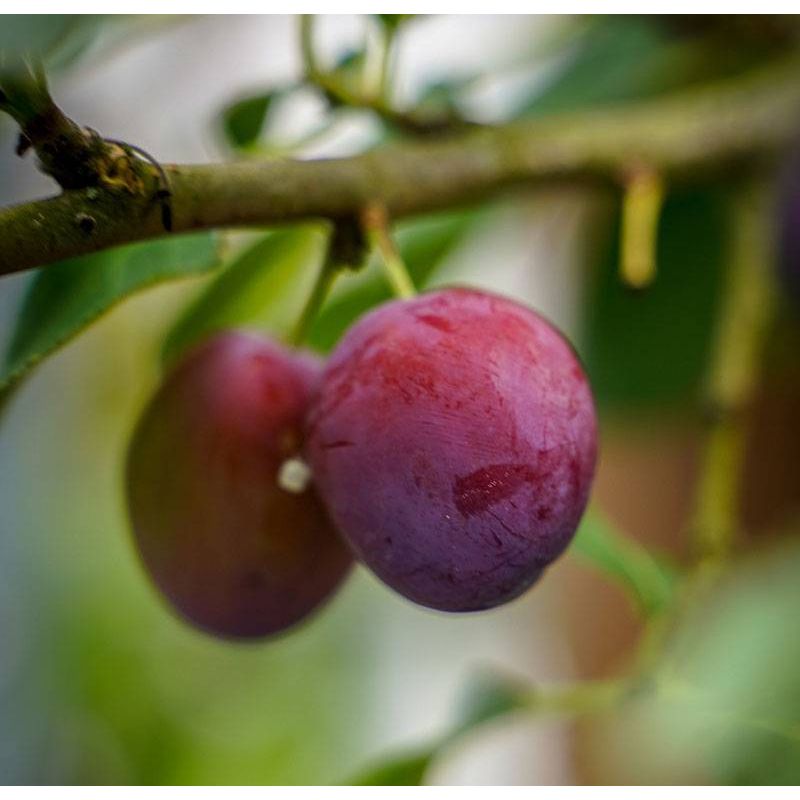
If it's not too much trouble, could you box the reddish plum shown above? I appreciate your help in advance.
[306,288,597,612]
[126,332,352,639]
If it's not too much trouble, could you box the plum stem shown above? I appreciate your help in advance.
[361,202,417,299]
[291,218,368,345]
[291,248,339,346]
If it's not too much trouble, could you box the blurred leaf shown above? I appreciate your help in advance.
[519,16,777,119]
[521,16,673,117]
[572,510,677,616]
[375,15,415,33]
[1,15,94,63]
[349,670,529,785]
[220,86,343,156]
[308,210,477,352]
[415,77,474,118]
[162,225,325,365]
[332,48,364,74]
[450,671,529,737]
[603,542,800,784]
[0,15,132,72]
[221,92,277,149]
[1,233,218,397]
[582,186,728,410]
[327,48,368,100]
[351,750,433,786]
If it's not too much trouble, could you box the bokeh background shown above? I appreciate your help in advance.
[0,13,799,785]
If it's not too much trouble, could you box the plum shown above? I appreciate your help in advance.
[306,288,597,612]
[126,332,352,639]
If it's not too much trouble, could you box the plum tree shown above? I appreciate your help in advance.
[306,287,597,612]
[126,332,352,639]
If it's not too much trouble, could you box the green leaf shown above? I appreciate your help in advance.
[518,16,776,120]
[450,671,529,737]
[520,16,673,117]
[348,670,529,785]
[375,15,414,33]
[1,232,219,397]
[615,541,800,784]
[1,15,95,65]
[0,15,140,73]
[415,77,473,118]
[308,209,477,353]
[221,92,276,149]
[581,186,728,411]
[219,87,342,156]
[161,225,326,365]
[351,750,434,786]
[571,509,677,616]
[332,48,365,74]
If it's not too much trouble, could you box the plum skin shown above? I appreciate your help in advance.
[126,332,352,639]
[306,287,597,612]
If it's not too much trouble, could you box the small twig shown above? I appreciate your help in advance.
[361,203,416,299]
[619,165,665,290]
[373,16,397,105]
[299,14,468,136]
[291,243,339,346]
[522,678,628,717]
[291,217,368,344]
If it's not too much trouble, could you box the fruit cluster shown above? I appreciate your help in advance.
[126,287,598,639]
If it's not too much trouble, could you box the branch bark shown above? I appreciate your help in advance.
[1,55,799,277]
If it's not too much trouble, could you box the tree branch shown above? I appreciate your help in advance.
[1,55,799,277]
[0,65,153,193]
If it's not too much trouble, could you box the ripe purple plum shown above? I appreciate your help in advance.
[126,332,352,639]
[306,288,597,612]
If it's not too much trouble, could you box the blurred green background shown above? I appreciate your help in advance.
[0,14,799,785]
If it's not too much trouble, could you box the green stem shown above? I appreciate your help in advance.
[291,249,338,346]
[298,13,464,134]
[692,182,775,563]
[523,678,628,717]
[299,14,320,81]
[572,510,677,617]
[362,203,416,299]
[375,21,395,105]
